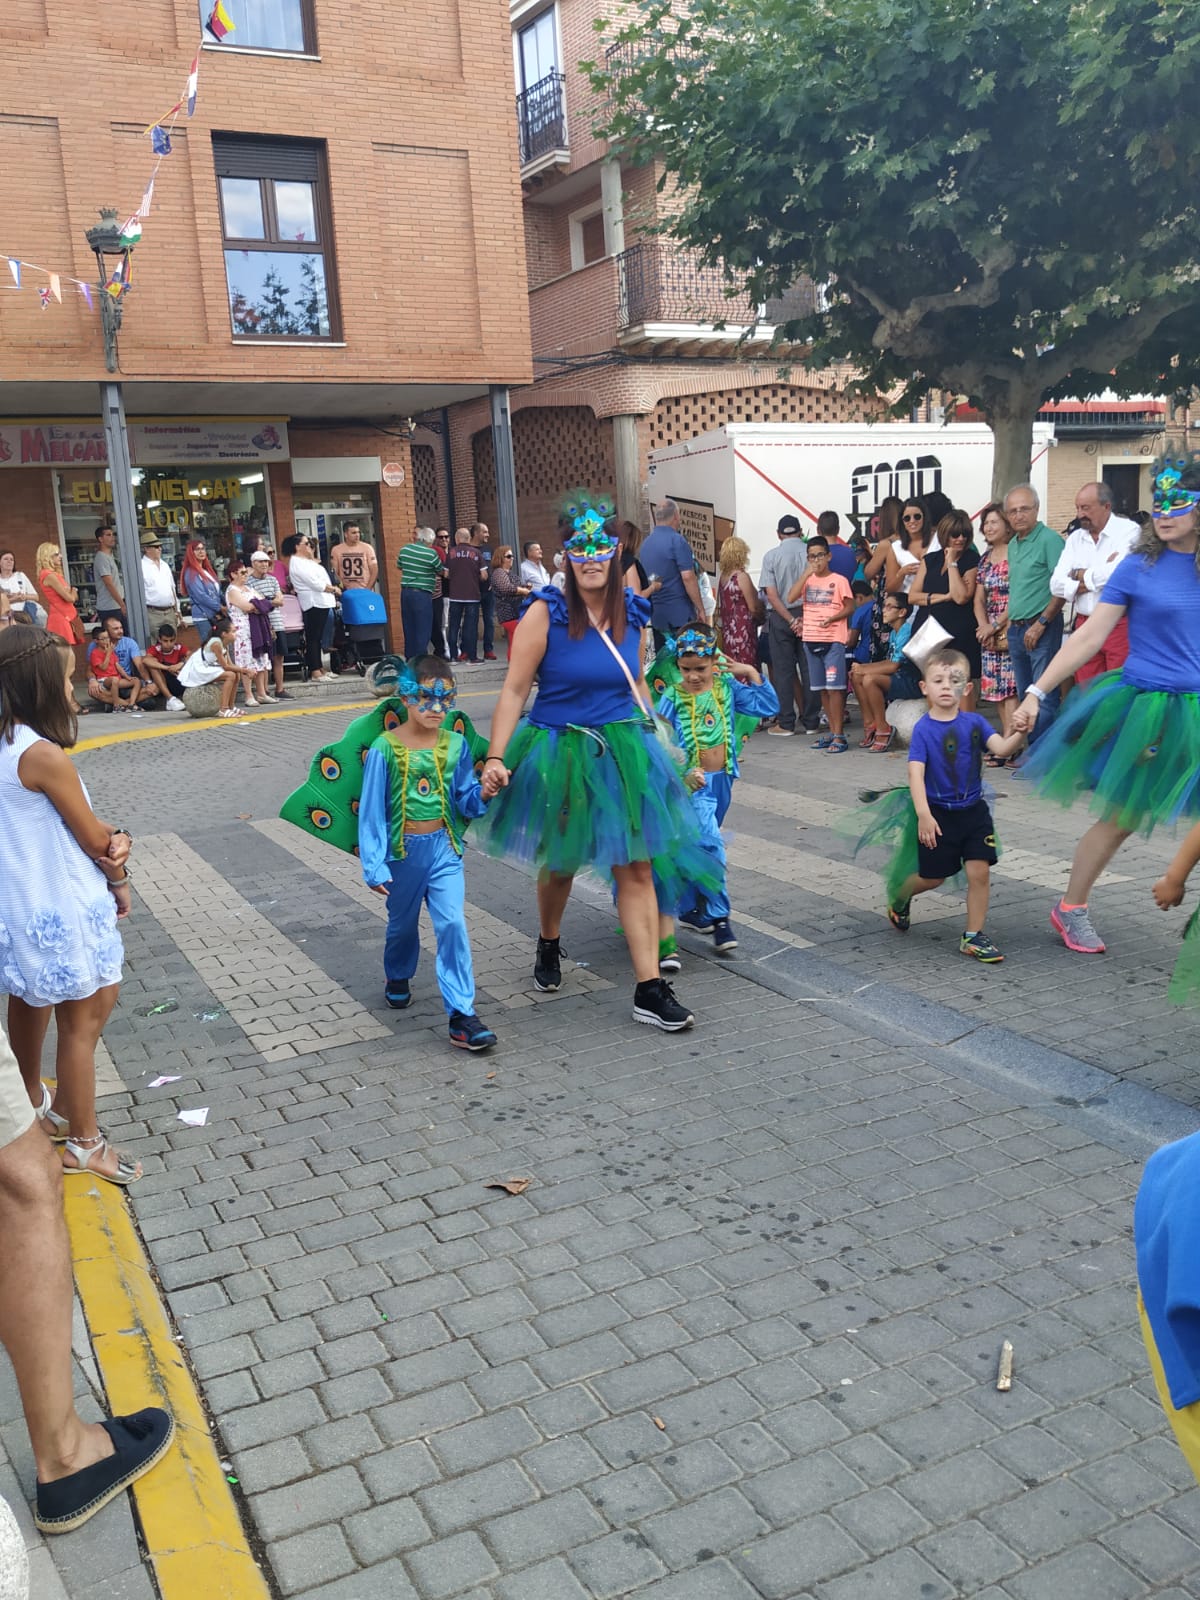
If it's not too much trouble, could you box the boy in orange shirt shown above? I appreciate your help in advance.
[788,535,857,752]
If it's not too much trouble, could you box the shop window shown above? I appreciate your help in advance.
[213,134,339,340]
[199,0,316,54]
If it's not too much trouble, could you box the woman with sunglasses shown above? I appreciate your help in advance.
[478,519,717,1031]
[282,533,340,681]
[1014,458,1200,956]
[887,499,933,595]
[908,509,982,705]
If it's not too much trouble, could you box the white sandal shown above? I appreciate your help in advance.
[244,696,259,707]
[218,708,244,719]
[36,1084,70,1143]
[63,1134,142,1187]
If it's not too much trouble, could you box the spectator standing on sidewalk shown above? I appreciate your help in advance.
[445,528,485,663]
[91,525,126,633]
[641,500,706,649]
[1003,484,1065,743]
[0,1021,171,1531]
[761,514,819,736]
[430,528,451,657]
[179,539,222,644]
[472,523,497,660]
[397,527,445,658]
[1051,481,1139,686]
[245,548,290,699]
[139,534,179,639]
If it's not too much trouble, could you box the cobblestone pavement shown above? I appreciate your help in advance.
[18,687,1200,1599]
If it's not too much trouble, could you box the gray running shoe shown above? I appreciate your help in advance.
[1050,901,1106,954]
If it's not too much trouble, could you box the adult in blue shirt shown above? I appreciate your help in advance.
[817,510,858,583]
[1016,472,1200,956]
[640,500,706,646]
[101,616,152,693]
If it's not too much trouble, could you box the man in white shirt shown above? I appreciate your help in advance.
[1050,481,1139,684]
[139,533,179,637]
[519,541,550,590]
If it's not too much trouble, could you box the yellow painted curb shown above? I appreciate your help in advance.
[74,688,496,753]
[64,1177,270,1600]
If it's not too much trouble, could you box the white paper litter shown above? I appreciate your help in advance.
[177,1107,209,1127]
[149,1075,182,1088]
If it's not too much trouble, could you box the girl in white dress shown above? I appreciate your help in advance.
[0,627,140,1185]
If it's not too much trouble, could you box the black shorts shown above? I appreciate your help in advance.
[918,798,998,881]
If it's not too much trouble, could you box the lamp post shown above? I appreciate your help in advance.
[84,207,133,374]
[84,208,148,646]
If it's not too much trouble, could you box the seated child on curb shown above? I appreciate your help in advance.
[889,648,1025,962]
[849,591,916,751]
[144,624,188,709]
[358,654,497,1052]
[655,625,778,962]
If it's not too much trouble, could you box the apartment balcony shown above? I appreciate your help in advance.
[517,71,569,180]
[530,255,621,361]
[616,241,819,356]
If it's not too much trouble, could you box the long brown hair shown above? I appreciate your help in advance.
[563,552,626,642]
[614,519,644,559]
[0,626,77,749]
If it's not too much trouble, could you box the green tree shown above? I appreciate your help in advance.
[296,254,328,337]
[594,0,1200,494]
[257,265,298,336]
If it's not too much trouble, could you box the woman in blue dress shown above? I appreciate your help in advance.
[478,522,716,1032]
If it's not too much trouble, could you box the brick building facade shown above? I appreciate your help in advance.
[0,0,531,644]
[425,0,869,557]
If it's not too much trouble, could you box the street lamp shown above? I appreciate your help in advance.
[85,207,134,373]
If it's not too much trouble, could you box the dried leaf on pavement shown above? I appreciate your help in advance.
[484,1177,533,1196]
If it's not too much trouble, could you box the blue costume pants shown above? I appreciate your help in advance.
[383,831,476,1015]
[680,771,733,921]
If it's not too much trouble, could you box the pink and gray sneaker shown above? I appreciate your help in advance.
[1051,901,1106,954]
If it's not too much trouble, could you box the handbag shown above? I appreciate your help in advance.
[902,614,952,668]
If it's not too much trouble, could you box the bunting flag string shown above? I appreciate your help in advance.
[0,5,234,316]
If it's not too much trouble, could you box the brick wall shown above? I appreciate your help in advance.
[0,0,531,388]
[1,471,63,595]
[529,255,620,360]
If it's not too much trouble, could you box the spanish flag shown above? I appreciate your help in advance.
[206,1,234,40]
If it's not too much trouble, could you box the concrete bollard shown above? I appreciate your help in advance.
[0,1496,28,1600]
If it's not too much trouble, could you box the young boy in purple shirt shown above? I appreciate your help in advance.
[888,648,1025,961]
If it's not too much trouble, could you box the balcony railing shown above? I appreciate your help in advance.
[516,71,567,168]
[617,240,754,327]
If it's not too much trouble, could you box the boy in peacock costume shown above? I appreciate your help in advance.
[280,653,498,1051]
[650,625,778,961]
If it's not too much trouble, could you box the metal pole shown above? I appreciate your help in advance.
[489,385,519,558]
[99,382,150,650]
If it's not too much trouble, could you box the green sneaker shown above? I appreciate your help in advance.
[659,935,681,974]
[960,930,1004,963]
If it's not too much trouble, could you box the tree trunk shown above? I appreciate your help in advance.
[988,406,1037,502]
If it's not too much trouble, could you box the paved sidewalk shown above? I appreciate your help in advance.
[10,698,1200,1599]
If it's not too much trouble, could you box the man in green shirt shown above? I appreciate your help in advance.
[397,527,446,656]
[1003,484,1065,744]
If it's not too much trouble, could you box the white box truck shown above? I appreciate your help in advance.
[646,422,1055,580]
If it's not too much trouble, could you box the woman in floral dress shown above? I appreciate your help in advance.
[716,537,762,668]
[974,501,1018,756]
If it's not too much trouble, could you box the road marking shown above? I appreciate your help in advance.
[135,835,390,1061]
[732,780,1132,888]
[64,1180,269,1600]
[73,687,497,753]
[252,817,613,1008]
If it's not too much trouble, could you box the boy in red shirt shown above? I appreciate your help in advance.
[87,627,142,713]
[788,535,857,751]
[144,624,188,710]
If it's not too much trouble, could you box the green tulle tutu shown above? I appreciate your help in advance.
[1019,673,1200,836]
[847,785,1002,906]
[473,716,722,905]
[1169,907,1200,1008]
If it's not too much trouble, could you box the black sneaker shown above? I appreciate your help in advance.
[632,979,694,1032]
[36,1408,174,1534]
[384,981,411,1010]
[448,1011,497,1051]
[711,918,738,953]
[533,936,562,992]
[678,907,714,935]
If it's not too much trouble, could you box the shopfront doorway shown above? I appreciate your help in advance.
[293,496,379,571]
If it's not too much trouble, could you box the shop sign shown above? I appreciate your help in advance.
[673,496,717,571]
[0,417,290,467]
[130,419,289,465]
